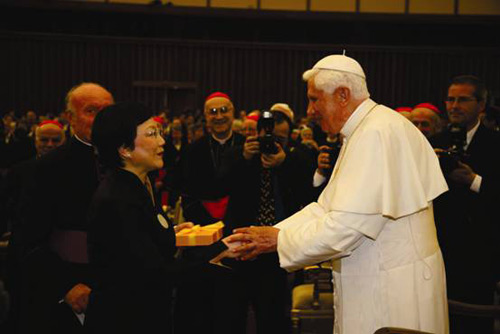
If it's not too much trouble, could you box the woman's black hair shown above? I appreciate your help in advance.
[91,101,154,168]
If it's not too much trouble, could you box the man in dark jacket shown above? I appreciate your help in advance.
[431,75,500,334]
[18,83,113,334]
[219,106,315,334]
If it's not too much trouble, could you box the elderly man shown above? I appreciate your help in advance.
[410,103,442,138]
[431,75,500,333]
[176,92,245,334]
[180,91,245,224]
[228,55,449,334]
[18,83,113,334]
[34,120,66,157]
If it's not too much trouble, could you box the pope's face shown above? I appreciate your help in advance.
[306,80,343,135]
[446,83,484,131]
[128,118,165,173]
[204,97,234,138]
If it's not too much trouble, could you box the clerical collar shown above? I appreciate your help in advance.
[341,98,376,140]
[211,131,233,145]
[465,120,480,149]
[74,134,92,147]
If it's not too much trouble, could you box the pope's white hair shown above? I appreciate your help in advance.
[302,69,370,100]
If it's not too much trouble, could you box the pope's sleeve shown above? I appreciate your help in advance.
[277,210,388,272]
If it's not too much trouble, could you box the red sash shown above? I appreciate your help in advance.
[201,196,229,220]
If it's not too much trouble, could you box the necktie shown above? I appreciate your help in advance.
[256,168,275,226]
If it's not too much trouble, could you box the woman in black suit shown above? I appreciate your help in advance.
[84,102,232,334]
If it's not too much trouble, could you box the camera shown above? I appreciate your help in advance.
[320,134,342,176]
[439,123,467,174]
[258,110,278,154]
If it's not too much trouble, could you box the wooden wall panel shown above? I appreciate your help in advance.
[2,32,500,120]
[360,0,405,13]
[310,0,356,12]
[409,0,454,15]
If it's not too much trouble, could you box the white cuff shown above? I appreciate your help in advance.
[470,174,482,193]
[313,170,327,187]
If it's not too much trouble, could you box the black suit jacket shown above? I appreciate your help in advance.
[431,124,500,303]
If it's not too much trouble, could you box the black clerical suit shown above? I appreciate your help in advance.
[180,133,246,224]
[431,124,500,333]
[84,168,225,334]
[218,146,316,334]
[18,137,98,334]
[175,133,245,334]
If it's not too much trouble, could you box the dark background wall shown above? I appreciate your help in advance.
[1,1,500,118]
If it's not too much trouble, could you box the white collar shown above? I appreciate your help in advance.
[74,134,92,147]
[341,98,376,140]
[466,120,480,148]
[211,131,233,145]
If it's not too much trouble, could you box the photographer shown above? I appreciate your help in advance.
[219,106,315,334]
[431,75,500,334]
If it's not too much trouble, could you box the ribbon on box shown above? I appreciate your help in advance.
[175,221,224,246]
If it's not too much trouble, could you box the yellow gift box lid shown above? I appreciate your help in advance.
[175,221,224,246]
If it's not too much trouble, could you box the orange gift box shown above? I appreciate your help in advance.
[175,221,224,246]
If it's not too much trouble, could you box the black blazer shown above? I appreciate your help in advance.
[85,168,225,334]
[431,124,500,303]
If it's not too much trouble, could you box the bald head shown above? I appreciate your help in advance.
[410,107,441,138]
[35,122,66,156]
[66,83,113,143]
[204,96,234,139]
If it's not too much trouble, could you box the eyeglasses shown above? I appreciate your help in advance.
[207,106,231,116]
[445,96,477,104]
[144,127,164,138]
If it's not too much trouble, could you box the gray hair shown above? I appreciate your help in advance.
[302,69,370,100]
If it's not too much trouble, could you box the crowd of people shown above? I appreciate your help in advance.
[0,54,499,334]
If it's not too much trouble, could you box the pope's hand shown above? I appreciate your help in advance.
[174,222,194,234]
[225,226,280,260]
[64,283,91,314]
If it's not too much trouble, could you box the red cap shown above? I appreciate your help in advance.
[153,116,165,124]
[395,107,412,113]
[205,92,231,102]
[413,103,441,115]
[38,120,63,129]
[246,114,259,122]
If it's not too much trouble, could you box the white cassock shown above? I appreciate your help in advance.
[276,99,449,334]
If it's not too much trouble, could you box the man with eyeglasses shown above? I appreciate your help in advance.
[217,104,315,334]
[175,91,246,334]
[431,75,500,334]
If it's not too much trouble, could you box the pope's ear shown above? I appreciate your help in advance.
[334,87,351,106]
[118,146,132,159]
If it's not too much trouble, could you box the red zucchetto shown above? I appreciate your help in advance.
[205,92,231,102]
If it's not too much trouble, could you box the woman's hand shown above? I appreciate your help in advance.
[174,222,194,234]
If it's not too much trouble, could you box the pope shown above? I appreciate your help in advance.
[227,54,450,334]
